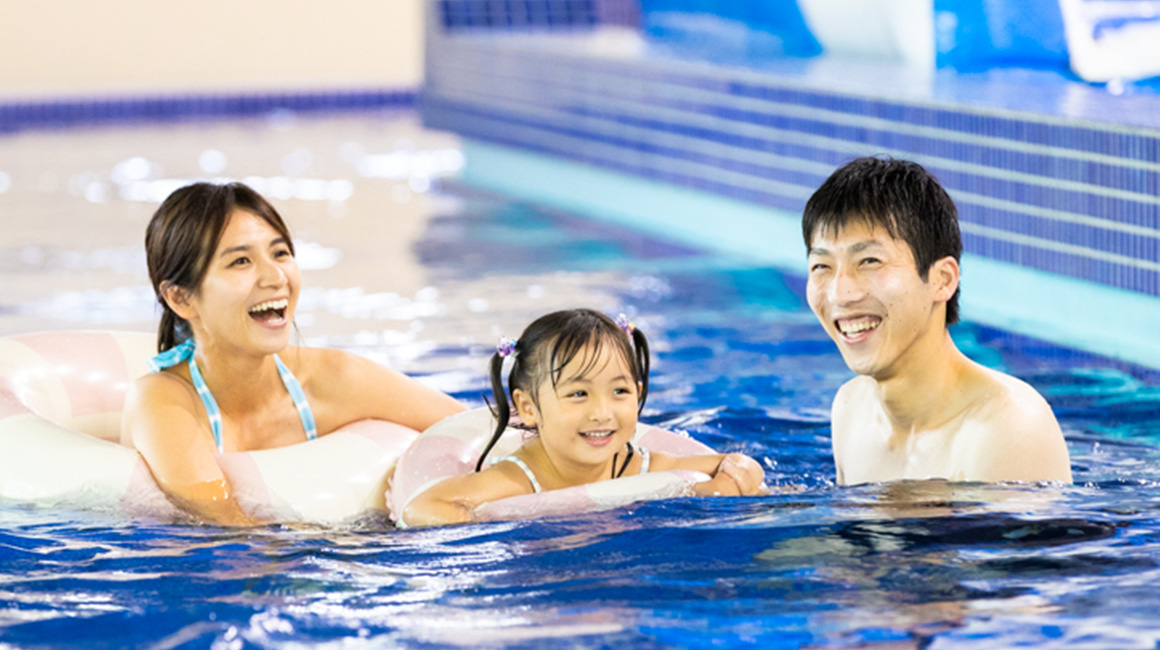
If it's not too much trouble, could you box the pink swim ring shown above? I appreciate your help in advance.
[0,330,421,523]
[388,406,717,527]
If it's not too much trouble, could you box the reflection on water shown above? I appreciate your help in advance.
[3,112,1160,648]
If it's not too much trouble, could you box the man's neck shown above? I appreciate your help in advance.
[874,328,972,438]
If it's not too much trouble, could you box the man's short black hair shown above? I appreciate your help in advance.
[802,156,962,326]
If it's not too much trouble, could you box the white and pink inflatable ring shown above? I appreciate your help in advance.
[388,406,715,527]
[0,330,420,523]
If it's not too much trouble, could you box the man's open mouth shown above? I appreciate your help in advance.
[836,316,881,338]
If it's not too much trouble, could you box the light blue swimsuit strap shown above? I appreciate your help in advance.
[492,444,651,493]
[273,354,318,442]
[491,455,542,493]
[150,339,318,453]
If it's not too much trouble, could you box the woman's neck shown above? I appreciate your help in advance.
[192,340,284,414]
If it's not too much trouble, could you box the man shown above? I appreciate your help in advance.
[802,157,1072,485]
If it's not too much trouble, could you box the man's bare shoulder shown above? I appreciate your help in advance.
[970,365,1056,430]
[832,376,876,420]
[829,376,883,485]
[962,364,1072,483]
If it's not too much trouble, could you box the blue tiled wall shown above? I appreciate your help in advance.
[439,0,598,31]
[421,34,1160,299]
[0,89,416,135]
[436,0,640,31]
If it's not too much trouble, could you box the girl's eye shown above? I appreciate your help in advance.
[274,248,293,259]
[566,390,587,398]
[614,387,632,395]
[229,256,250,267]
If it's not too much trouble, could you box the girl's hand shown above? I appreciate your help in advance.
[719,453,770,495]
[691,453,769,497]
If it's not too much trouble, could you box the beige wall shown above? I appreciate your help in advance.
[0,0,423,98]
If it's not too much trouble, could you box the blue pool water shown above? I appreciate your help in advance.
[5,122,1160,648]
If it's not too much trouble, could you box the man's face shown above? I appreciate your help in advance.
[805,220,947,380]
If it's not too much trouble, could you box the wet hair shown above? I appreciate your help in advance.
[145,181,294,352]
[802,156,962,326]
[475,309,651,471]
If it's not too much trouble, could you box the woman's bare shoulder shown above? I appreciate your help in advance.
[121,369,206,451]
[125,369,197,415]
[284,346,390,388]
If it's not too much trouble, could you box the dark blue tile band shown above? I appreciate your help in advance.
[423,36,1160,299]
[0,89,417,135]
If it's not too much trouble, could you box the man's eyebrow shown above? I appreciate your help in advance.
[849,240,886,254]
[808,239,889,258]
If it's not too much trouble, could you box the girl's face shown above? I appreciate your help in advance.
[172,209,300,356]
[515,341,640,475]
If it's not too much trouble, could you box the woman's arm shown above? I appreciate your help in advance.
[651,452,769,496]
[306,349,466,433]
[121,374,260,526]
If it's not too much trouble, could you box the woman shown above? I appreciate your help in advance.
[121,182,465,525]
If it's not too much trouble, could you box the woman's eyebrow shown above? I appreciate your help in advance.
[218,244,251,257]
[219,237,287,258]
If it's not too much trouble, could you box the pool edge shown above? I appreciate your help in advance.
[459,139,1160,371]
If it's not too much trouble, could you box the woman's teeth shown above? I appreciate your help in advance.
[581,430,613,439]
[249,298,288,321]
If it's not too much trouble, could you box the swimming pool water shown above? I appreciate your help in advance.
[3,114,1160,648]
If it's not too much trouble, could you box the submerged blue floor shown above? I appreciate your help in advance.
[5,181,1160,647]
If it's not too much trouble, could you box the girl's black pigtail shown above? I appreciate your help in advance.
[632,327,650,413]
[476,352,511,471]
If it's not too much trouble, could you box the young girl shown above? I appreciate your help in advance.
[402,309,768,527]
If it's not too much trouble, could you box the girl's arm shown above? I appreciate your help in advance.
[306,348,466,433]
[401,463,531,527]
[120,374,260,526]
[650,452,769,496]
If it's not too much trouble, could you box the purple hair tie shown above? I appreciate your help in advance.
[496,337,518,358]
[616,313,635,335]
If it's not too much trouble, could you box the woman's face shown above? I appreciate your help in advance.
[180,209,300,356]
[516,341,640,476]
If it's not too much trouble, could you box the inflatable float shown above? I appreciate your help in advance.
[0,330,420,523]
[388,406,715,527]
